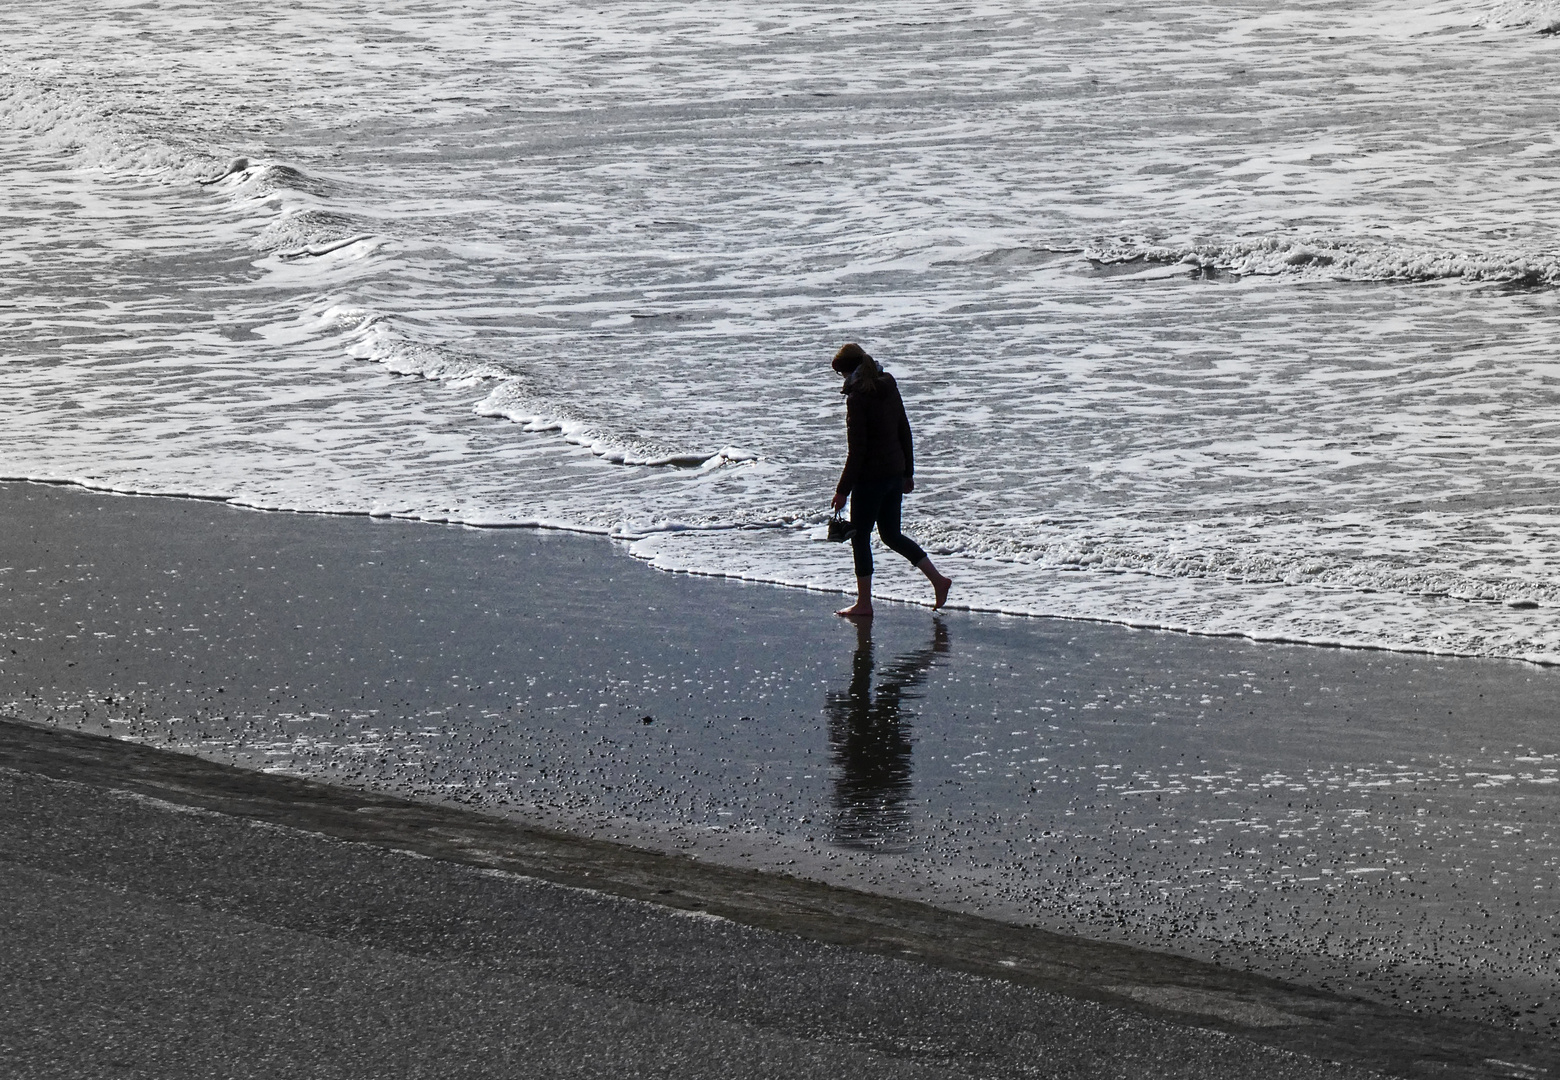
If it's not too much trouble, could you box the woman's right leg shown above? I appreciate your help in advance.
[837,484,882,618]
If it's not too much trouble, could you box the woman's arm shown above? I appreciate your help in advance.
[834,395,864,506]
[895,385,914,486]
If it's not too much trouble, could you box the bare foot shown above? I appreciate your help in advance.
[835,603,874,619]
[931,574,953,611]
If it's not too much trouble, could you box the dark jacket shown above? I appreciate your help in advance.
[835,371,914,499]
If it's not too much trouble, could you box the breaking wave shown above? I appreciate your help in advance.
[1086,236,1560,286]
[1483,0,1560,31]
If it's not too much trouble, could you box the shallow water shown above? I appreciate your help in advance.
[5,1,1560,657]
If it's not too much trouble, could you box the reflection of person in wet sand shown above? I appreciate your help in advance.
[826,617,950,848]
[829,343,952,619]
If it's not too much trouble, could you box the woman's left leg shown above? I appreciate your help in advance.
[875,484,926,565]
[878,484,954,610]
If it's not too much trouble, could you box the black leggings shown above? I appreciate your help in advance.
[849,476,927,579]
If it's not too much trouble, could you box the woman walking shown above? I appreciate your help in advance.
[830,343,952,619]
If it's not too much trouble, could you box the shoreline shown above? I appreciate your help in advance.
[3,475,1552,667]
[1,478,1557,1053]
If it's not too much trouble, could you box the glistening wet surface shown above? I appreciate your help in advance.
[2,481,1556,1041]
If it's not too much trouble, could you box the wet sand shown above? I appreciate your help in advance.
[1,480,1557,1066]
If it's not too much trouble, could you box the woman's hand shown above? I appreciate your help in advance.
[903,477,915,494]
[831,491,848,512]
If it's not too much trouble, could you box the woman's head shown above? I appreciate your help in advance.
[832,342,871,375]
[833,342,881,392]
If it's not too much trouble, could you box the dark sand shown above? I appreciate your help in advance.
[3,720,1393,1080]
[1,480,1557,1075]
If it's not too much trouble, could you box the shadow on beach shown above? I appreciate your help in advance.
[826,618,949,851]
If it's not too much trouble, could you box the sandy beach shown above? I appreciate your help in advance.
[4,719,1399,1080]
[2,479,1557,1077]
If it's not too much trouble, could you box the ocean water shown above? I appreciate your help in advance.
[5,0,1560,658]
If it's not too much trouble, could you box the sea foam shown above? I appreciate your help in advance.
[4,0,1560,662]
